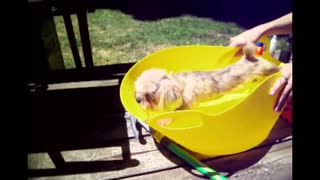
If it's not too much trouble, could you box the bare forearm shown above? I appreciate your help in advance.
[255,12,292,37]
[228,12,292,47]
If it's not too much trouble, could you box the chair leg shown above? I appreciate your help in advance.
[48,151,66,169]
[63,14,83,69]
[77,10,94,68]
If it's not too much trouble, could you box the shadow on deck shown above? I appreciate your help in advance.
[28,64,140,177]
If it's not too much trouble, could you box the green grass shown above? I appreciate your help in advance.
[54,9,245,69]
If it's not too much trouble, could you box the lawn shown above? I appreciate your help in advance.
[54,9,245,69]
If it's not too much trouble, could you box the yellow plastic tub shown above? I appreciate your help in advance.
[120,36,283,156]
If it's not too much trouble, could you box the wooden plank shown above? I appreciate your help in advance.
[46,62,135,83]
[47,79,119,90]
[77,9,94,68]
[29,12,51,85]
[28,0,95,17]
[229,145,292,180]
[28,139,291,179]
[123,140,292,180]
[28,118,291,179]
[41,16,65,70]
[63,14,83,69]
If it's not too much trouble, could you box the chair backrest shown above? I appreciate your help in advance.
[28,0,135,93]
[61,9,94,69]
[29,1,99,88]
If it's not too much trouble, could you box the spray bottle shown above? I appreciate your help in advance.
[269,35,278,57]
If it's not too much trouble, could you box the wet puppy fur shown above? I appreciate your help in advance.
[134,42,280,111]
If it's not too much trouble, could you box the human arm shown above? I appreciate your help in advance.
[229,12,292,47]
[228,12,293,112]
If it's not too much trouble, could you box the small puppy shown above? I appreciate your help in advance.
[134,42,280,111]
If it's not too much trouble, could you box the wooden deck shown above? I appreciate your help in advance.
[28,80,292,180]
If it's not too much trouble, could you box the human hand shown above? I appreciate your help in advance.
[229,26,264,48]
[269,63,292,112]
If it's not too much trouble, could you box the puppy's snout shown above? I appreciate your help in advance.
[136,97,143,103]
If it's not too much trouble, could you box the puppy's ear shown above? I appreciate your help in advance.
[155,78,183,111]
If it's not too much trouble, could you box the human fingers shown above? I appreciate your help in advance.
[274,76,292,112]
[269,76,288,95]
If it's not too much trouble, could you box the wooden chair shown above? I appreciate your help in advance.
[28,0,137,177]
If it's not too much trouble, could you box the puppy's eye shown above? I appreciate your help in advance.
[136,97,142,103]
